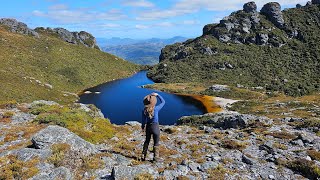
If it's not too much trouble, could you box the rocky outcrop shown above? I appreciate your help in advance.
[201,1,288,47]
[0,18,39,37]
[243,1,257,13]
[260,2,285,28]
[177,112,272,129]
[35,27,100,49]
[32,125,97,156]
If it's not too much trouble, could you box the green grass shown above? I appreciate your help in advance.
[31,103,114,144]
[0,26,140,104]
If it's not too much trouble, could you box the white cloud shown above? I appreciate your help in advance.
[155,22,175,27]
[98,23,121,28]
[32,9,127,24]
[182,20,199,25]
[122,0,155,7]
[135,24,149,29]
[136,0,307,20]
[49,4,68,10]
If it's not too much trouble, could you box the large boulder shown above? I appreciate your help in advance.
[53,28,77,44]
[32,125,97,156]
[0,18,39,37]
[243,2,257,13]
[260,2,285,28]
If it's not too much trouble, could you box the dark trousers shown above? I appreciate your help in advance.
[144,123,160,147]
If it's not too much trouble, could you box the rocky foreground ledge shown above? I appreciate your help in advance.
[0,101,319,179]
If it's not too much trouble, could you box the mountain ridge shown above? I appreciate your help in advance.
[148,1,320,96]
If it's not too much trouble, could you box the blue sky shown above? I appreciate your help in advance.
[0,0,307,39]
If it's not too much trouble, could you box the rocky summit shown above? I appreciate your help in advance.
[1,100,320,179]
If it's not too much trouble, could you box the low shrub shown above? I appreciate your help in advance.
[32,104,114,144]
[287,158,320,179]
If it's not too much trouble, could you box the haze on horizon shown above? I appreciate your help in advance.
[0,0,307,39]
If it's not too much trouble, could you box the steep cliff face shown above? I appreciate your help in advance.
[149,1,320,96]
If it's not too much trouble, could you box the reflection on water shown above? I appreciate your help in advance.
[79,71,207,125]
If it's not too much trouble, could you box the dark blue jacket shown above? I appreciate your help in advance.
[142,94,165,127]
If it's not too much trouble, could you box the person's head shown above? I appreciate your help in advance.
[143,94,157,119]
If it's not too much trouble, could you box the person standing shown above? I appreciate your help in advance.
[141,92,165,162]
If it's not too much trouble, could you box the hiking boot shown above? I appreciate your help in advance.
[153,146,162,162]
[141,143,148,161]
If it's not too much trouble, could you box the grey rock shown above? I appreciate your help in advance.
[53,28,77,44]
[260,2,285,28]
[161,170,179,179]
[111,165,157,180]
[178,112,272,129]
[242,154,257,165]
[243,2,257,13]
[290,139,305,147]
[0,18,39,37]
[296,4,302,8]
[203,47,214,55]
[219,34,231,42]
[306,1,313,6]
[257,33,269,45]
[32,125,97,156]
[125,121,141,126]
[199,161,218,171]
[31,166,72,180]
[13,148,51,161]
[188,162,201,172]
[209,84,230,92]
[11,112,36,124]
[298,133,314,144]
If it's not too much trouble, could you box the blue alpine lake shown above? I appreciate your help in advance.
[78,71,206,125]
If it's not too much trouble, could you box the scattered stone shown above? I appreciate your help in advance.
[44,83,53,89]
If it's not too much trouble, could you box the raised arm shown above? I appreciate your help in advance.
[156,94,165,110]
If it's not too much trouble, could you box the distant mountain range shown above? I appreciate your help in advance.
[97,36,188,65]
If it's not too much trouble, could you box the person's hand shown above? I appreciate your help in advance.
[151,92,159,96]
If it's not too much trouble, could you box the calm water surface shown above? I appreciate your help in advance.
[79,71,206,125]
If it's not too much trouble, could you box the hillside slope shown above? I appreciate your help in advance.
[0,20,139,103]
[148,1,320,96]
